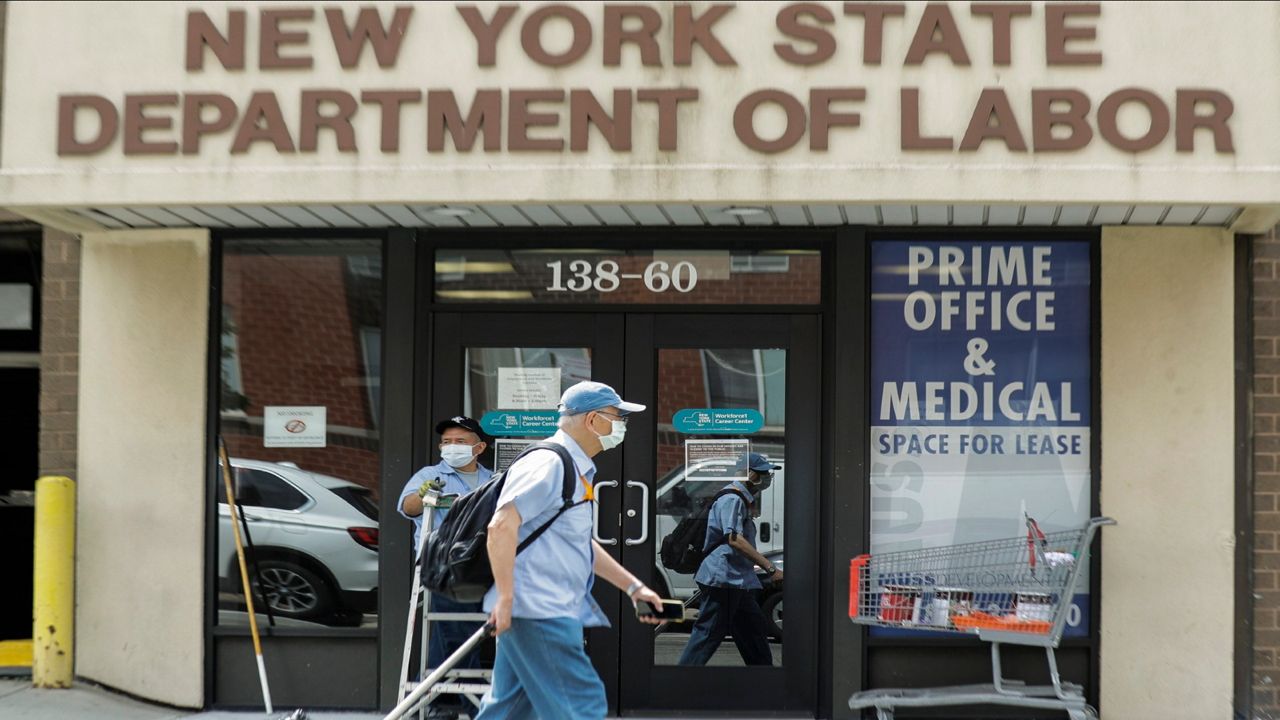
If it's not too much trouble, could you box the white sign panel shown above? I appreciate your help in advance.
[498,368,561,410]
[263,406,327,448]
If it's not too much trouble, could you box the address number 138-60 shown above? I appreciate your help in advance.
[546,260,698,293]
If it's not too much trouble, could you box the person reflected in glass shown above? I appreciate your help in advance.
[678,453,784,666]
[398,416,492,719]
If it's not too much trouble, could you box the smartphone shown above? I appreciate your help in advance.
[636,599,685,622]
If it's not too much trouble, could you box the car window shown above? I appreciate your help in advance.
[217,467,308,510]
[330,486,379,521]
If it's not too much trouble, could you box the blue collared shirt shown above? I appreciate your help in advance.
[398,459,493,549]
[694,481,761,590]
[482,430,609,627]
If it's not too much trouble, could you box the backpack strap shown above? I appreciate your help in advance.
[512,442,587,554]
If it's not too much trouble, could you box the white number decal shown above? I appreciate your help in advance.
[566,260,593,292]
[643,261,671,292]
[545,261,566,291]
[1066,603,1082,627]
[671,261,698,292]
[594,261,621,292]
[546,258,701,294]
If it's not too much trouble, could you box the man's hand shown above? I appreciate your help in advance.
[418,478,444,498]
[632,586,664,626]
[489,595,513,636]
[768,569,784,583]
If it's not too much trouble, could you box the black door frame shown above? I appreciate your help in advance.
[616,312,821,714]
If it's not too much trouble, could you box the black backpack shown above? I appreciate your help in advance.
[658,488,749,574]
[420,442,582,603]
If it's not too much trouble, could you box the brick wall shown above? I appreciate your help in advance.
[1255,225,1280,718]
[38,227,79,478]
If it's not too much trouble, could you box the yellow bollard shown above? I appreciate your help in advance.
[33,475,75,688]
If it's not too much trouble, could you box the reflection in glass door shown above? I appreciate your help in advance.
[651,348,788,667]
[619,314,819,715]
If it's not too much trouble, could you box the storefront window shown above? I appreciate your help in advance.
[869,238,1092,636]
[217,238,384,630]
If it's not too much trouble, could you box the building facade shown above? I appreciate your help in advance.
[1,2,1278,718]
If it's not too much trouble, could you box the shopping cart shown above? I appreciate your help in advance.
[848,515,1115,720]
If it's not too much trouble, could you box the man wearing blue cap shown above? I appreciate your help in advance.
[678,452,784,667]
[398,416,493,718]
[477,381,663,720]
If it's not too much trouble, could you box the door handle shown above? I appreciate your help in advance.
[624,481,649,547]
[593,480,619,546]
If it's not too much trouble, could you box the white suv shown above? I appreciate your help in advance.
[217,458,379,624]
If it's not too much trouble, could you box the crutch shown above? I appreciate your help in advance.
[217,437,274,714]
[385,625,495,720]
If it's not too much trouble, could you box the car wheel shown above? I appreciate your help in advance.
[761,592,783,640]
[255,559,336,621]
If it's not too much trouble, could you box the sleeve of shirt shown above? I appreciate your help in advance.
[716,495,748,535]
[495,450,563,524]
[397,467,437,520]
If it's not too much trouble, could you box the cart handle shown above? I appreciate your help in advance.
[849,555,870,618]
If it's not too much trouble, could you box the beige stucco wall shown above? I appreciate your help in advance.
[77,228,210,708]
[2,1,1278,215]
[1100,226,1235,718]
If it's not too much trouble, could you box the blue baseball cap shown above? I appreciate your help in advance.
[558,381,646,416]
[748,453,780,472]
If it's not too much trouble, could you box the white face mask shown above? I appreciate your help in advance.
[593,417,627,451]
[440,444,478,468]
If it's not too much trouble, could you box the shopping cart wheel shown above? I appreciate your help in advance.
[1067,706,1099,720]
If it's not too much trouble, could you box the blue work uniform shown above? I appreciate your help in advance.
[679,481,773,666]
[397,459,492,549]
[397,459,493,680]
[476,430,608,720]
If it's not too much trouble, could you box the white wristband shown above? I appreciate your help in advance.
[625,581,644,598]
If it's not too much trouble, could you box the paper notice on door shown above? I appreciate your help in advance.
[494,438,539,472]
[263,406,327,448]
[684,438,750,482]
[498,367,561,409]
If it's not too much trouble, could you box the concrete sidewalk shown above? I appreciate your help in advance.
[0,678,380,720]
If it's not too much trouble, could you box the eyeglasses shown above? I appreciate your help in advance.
[753,471,774,480]
[594,410,630,425]
[440,438,478,446]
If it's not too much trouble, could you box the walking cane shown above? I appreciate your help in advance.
[218,436,275,714]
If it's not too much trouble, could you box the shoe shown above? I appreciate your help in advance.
[426,705,461,720]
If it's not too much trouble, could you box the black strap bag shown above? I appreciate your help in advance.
[658,488,749,575]
[421,442,583,603]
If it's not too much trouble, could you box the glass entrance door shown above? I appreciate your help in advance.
[426,312,819,715]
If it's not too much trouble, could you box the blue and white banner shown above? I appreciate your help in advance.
[870,239,1092,636]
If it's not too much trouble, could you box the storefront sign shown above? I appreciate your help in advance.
[494,438,538,472]
[263,405,327,448]
[480,410,559,437]
[51,4,1237,158]
[497,367,561,410]
[869,239,1091,636]
[673,408,764,434]
[683,439,750,482]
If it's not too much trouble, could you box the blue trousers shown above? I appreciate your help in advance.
[677,584,773,666]
[475,617,607,720]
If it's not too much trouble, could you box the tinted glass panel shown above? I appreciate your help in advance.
[217,238,383,629]
[435,249,820,305]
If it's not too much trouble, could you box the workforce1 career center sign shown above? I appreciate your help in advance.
[870,239,1091,635]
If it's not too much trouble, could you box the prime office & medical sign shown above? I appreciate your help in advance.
[56,2,1236,158]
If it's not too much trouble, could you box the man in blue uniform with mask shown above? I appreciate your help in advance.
[678,452,784,666]
[478,381,663,720]
[398,415,492,718]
